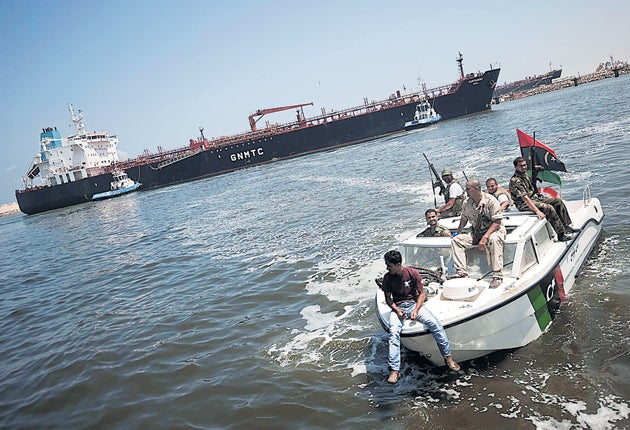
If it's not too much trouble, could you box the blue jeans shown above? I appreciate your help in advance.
[388,301,452,371]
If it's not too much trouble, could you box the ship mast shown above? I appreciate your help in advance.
[457,52,464,80]
[68,103,85,135]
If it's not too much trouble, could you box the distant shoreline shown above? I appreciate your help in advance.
[494,65,630,103]
[0,202,20,216]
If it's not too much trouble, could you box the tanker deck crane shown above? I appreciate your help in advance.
[248,103,313,131]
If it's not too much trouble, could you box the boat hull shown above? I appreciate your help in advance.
[92,183,142,201]
[16,68,500,215]
[394,279,569,365]
[404,115,442,130]
[15,173,116,215]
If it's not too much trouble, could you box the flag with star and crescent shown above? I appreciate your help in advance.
[516,129,566,187]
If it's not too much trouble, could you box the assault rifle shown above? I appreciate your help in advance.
[422,153,447,196]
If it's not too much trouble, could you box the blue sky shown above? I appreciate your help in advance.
[1,0,629,204]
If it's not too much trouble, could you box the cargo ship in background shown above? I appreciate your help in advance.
[16,53,500,215]
[493,67,561,101]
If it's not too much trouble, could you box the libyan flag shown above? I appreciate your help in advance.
[517,129,566,186]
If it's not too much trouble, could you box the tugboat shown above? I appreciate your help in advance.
[404,99,442,130]
[92,169,141,201]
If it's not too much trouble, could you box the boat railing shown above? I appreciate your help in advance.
[124,97,417,164]
[120,70,483,165]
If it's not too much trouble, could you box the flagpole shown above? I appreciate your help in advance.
[530,131,539,192]
[517,128,565,191]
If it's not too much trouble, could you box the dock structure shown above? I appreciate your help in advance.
[493,62,629,103]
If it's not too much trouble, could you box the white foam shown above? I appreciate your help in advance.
[528,416,574,430]
[348,362,367,377]
[301,304,343,331]
[305,258,384,304]
[267,328,327,367]
[267,303,365,368]
[574,394,630,430]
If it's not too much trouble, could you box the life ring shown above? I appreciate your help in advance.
[538,186,560,198]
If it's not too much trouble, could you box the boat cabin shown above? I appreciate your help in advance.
[398,212,556,280]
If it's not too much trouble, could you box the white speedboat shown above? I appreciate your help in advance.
[92,170,141,201]
[403,99,442,130]
[375,187,604,366]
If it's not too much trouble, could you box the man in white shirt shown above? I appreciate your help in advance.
[435,169,464,218]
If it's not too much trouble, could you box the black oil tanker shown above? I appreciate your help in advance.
[17,54,500,215]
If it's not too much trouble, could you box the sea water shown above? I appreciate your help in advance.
[1,75,629,429]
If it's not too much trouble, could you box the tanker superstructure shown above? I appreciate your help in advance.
[16,104,125,215]
[16,54,500,215]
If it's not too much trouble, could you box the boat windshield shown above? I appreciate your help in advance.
[401,244,453,273]
[401,242,515,278]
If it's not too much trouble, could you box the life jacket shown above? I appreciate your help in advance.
[443,178,464,217]
[491,184,513,208]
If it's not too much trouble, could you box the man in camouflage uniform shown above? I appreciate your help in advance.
[417,209,451,237]
[451,179,506,289]
[509,157,579,242]
[435,169,464,218]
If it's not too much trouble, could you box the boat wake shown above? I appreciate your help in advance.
[264,228,629,429]
[266,259,381,369]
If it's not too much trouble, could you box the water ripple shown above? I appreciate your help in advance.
[1,75,629,429]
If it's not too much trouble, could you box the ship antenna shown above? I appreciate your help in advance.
[68,103,85,134]
[199,126,205,139]
[457,52,464,79]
